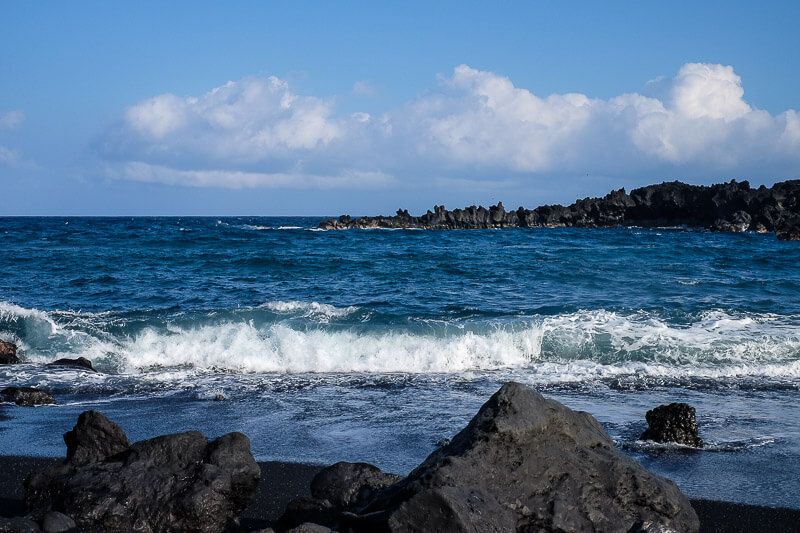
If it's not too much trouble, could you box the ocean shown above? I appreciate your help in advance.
[1,217,799,508]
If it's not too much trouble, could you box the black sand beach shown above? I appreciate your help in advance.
[1,456,798,532]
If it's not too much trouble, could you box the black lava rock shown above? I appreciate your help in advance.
[25,411,260,533]
[319,179,800,241]
[283,383,699,532]
[47,357,94,372]
[63,410,130,466]
[0,387,55,406]
[310,462,401,510]
[641,403,704,448]
[0,340,19,365]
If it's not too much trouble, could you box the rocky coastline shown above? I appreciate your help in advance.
[0,381,798,531]
[319,179,800,239]
[1,381,706,532]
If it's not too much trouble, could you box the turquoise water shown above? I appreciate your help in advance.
[1,218,799,507]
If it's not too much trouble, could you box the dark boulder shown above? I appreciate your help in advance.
[1,387,55,406]
[358,382,699,532]
[25,411,260,533]
[47,358,94,372]
[310,462,401,510]
[0,340,19,365]
[63,410,130,466]
[278,462,401,531]
[641,403,703,448]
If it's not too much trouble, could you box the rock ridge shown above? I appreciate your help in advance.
[319,179,800,240]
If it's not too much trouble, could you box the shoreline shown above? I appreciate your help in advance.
[1,456,799,532]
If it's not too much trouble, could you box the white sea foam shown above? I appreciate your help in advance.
[260,300,359,320]
[117,322,542,373]
[241,224,273,231]
[2,301,800,381]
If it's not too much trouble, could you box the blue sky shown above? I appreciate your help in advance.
[1,1,799,215]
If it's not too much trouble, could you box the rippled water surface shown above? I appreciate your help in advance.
[1,217,799,507]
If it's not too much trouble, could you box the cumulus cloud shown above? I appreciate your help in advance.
[411,63,800,176]
[101,64,800,189]
[0,111,24,129]
[117,77,342,162]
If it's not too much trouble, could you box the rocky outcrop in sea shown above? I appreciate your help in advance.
[320,179,800,239]
[641,403,704,448]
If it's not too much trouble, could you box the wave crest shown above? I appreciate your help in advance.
[2,301,800,382]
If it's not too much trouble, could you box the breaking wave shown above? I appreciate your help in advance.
[2,301,800,382]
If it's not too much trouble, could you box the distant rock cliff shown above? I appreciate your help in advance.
[319,179,800,240]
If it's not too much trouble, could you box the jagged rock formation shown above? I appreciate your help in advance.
[24,410,260,533]
[279,382,700,533]
[641,403,704,448]
[320,179,800,240]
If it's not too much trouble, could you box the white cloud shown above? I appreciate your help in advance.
[102,64,800,189]
[406,63,800,177]
[117,77,342,163]
[0,111,24,129]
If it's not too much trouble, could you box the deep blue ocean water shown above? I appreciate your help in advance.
[1,217,799,507]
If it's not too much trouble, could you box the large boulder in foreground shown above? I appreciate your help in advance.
[25,411,260,533]
[641,403,703,448]
[0,340,19,364]
[354,382,699,532]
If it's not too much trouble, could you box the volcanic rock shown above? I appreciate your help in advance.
[0,340,19,365]
[319,179,800,240]
[358,382,699,532]
[310,462,401,510]
[278,461,403,531]
[776,216,800,240]
[62,410,130,466]
[47,358,94,372]
[641,403,704,448]
[0,387,55,406]
[24,411,260,533]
